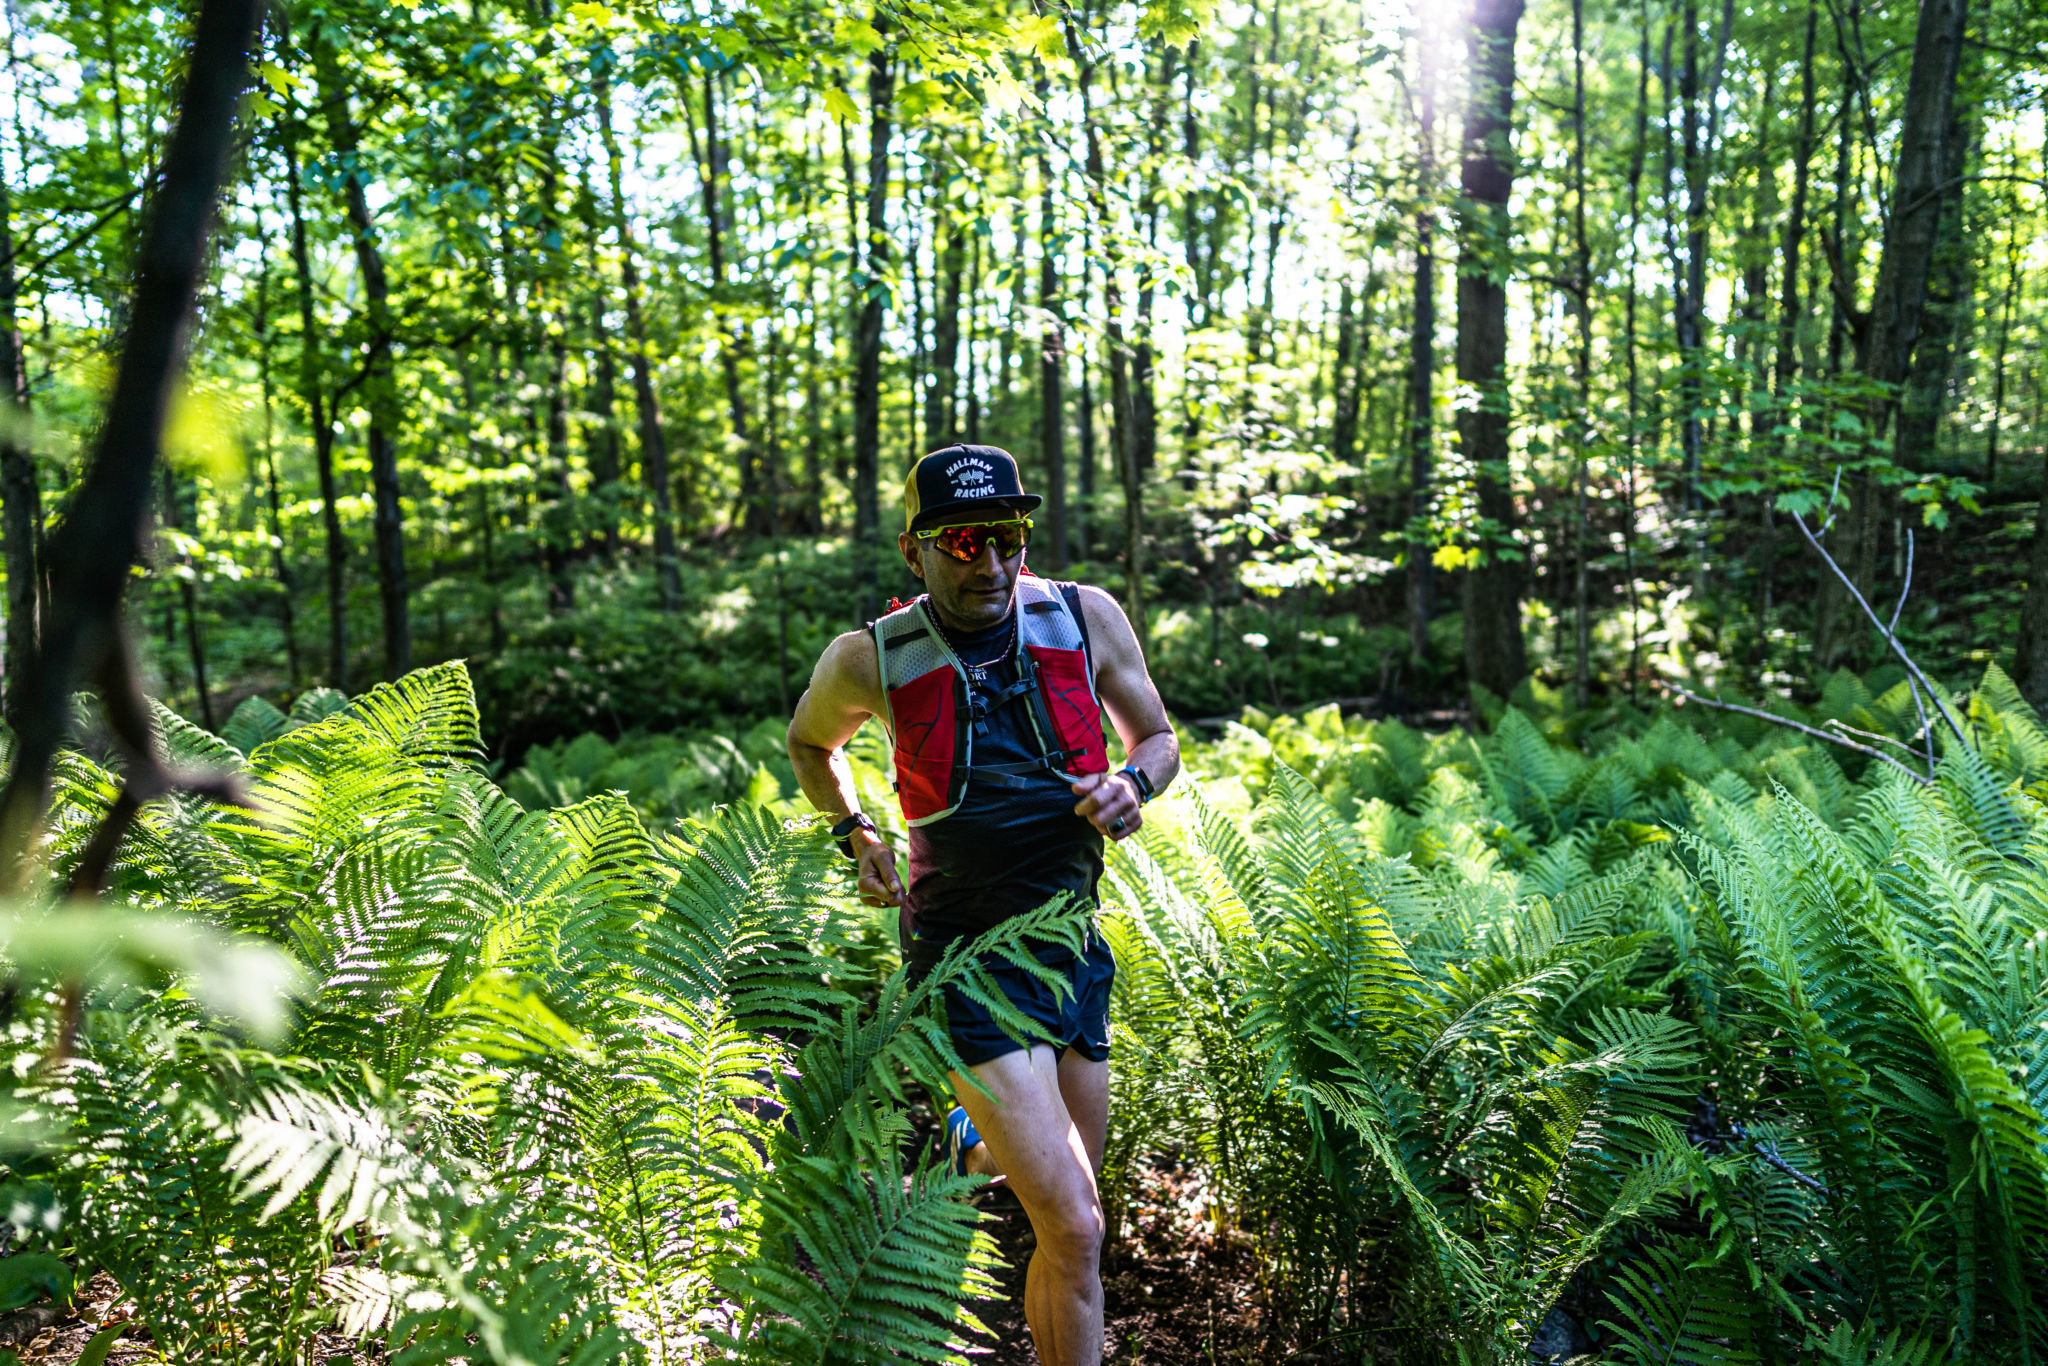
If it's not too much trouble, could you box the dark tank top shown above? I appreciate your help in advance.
[903,608,1104,970]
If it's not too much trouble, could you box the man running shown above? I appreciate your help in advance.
[787,444,1179,1366]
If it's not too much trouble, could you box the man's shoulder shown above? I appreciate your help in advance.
[1064,581,1129,628]
[813,626,881,692]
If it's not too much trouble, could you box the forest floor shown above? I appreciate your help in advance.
[969,1156,1278,1365]
[2,1158,1279,1365]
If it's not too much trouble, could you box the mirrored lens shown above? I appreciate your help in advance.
[932,520,1030,562]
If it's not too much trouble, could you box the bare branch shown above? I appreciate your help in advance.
[1792,510,1972,752]
[1655,678,1933,786]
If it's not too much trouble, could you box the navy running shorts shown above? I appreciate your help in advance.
[943,929,1116,1068]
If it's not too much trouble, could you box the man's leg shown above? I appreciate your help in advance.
[958,1050,1107,1176]
[953,1046,1104,1366]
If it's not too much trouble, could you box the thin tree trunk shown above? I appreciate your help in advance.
[586,284,622,558]
[1134,48,1173,478]
[928,177,964,450]
[1983,208,2021,489]
[694,72,762,534]
[0,74,38,724]
[1036,63,1068,571]
[1332,277,1360,468]
[594,49,680,611]
[314,30,409,678]
[1067,11,1142,647]
[1570,0,1592,707]
[2015,462,2048,716]
[251,233,298,686]
[1457,0,1528,701]
[1406,0,1437,671]
[161,467,214,731]
[1772,0,1818,437]
[852,34,893,623]
[280,93,348,692]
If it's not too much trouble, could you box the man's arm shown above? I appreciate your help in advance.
[787,630,905,906]
[1070,585,1181,840]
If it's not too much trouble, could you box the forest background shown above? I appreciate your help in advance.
[0,0,2042,756]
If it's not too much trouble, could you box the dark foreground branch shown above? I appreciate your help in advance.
[0,0,261,888]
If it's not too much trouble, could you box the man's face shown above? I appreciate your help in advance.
[899,511,1027,631]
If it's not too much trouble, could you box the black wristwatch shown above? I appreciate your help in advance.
[831,812,878,859]
[1116,764,1156,805]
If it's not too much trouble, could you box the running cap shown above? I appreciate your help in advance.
[902,444,1043,532]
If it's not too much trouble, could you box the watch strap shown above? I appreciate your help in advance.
[1116,764,1155,805]
[830,812,877,859]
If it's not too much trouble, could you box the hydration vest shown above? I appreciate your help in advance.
[872,573,1109,826]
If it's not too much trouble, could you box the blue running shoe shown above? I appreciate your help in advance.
[944,1105,982,1178]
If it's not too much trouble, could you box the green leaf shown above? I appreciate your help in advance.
[0,1254,70,1313]
[76,1324,125,1366]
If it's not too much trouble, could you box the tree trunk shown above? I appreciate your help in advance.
[280,95,348,692]
[697,73,762,535]
[1771,0,1818,438]
[1456,0,1528,703]
[1406,4,1437,671]
[594,49,680,611]
[1623,1,1650,696]
[1814,0,1970,668]
[314,30,409,679]
[0,106,38,724]
[1570,0,1592,708]
[161,467,214,731]
[0,0,257,878]
[927,185,964,450]
[1035,64,1068,572]
[1332,278,1360,468]
[586,285,622,557]
[2015,467,2048,716]
[1983,209,2021,490]
[1067,12,1141,647]
[251,237,298,686]
[1893,50,1982,473]
[851,34,893,623]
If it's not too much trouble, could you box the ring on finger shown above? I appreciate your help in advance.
[1111,816,1126,833]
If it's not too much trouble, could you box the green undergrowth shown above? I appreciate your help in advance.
[0,660,2040,1363]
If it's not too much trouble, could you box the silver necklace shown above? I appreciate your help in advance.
[932,604,1017,686]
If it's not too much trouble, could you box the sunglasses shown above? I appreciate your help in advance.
[916,516,1033,563]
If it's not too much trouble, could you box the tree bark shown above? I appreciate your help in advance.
[0,95,38,725]
[1893,49,1981,473]
[0,0,258,879]
[594,49,680,611]
[1771,0,1818,440]
[1406,2,1437,671]
[1814,0,1970,668]
[251,237,298,687]
[851,34,893,623]
[1570,0,1592,708]
[160,467,213,731]
[927,181,964,450]
[1033,65,1068,572]
[1068,11,1142,648]
[1456,0,1528,703]
[280,91,348,693]
[1332,277,1360,469]
[313,29,409,679]
[586,286,622,558]
[2015,467,2048,717]
[698,72,763,535]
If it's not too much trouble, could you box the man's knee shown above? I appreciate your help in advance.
[1032,1185,1105,1267]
